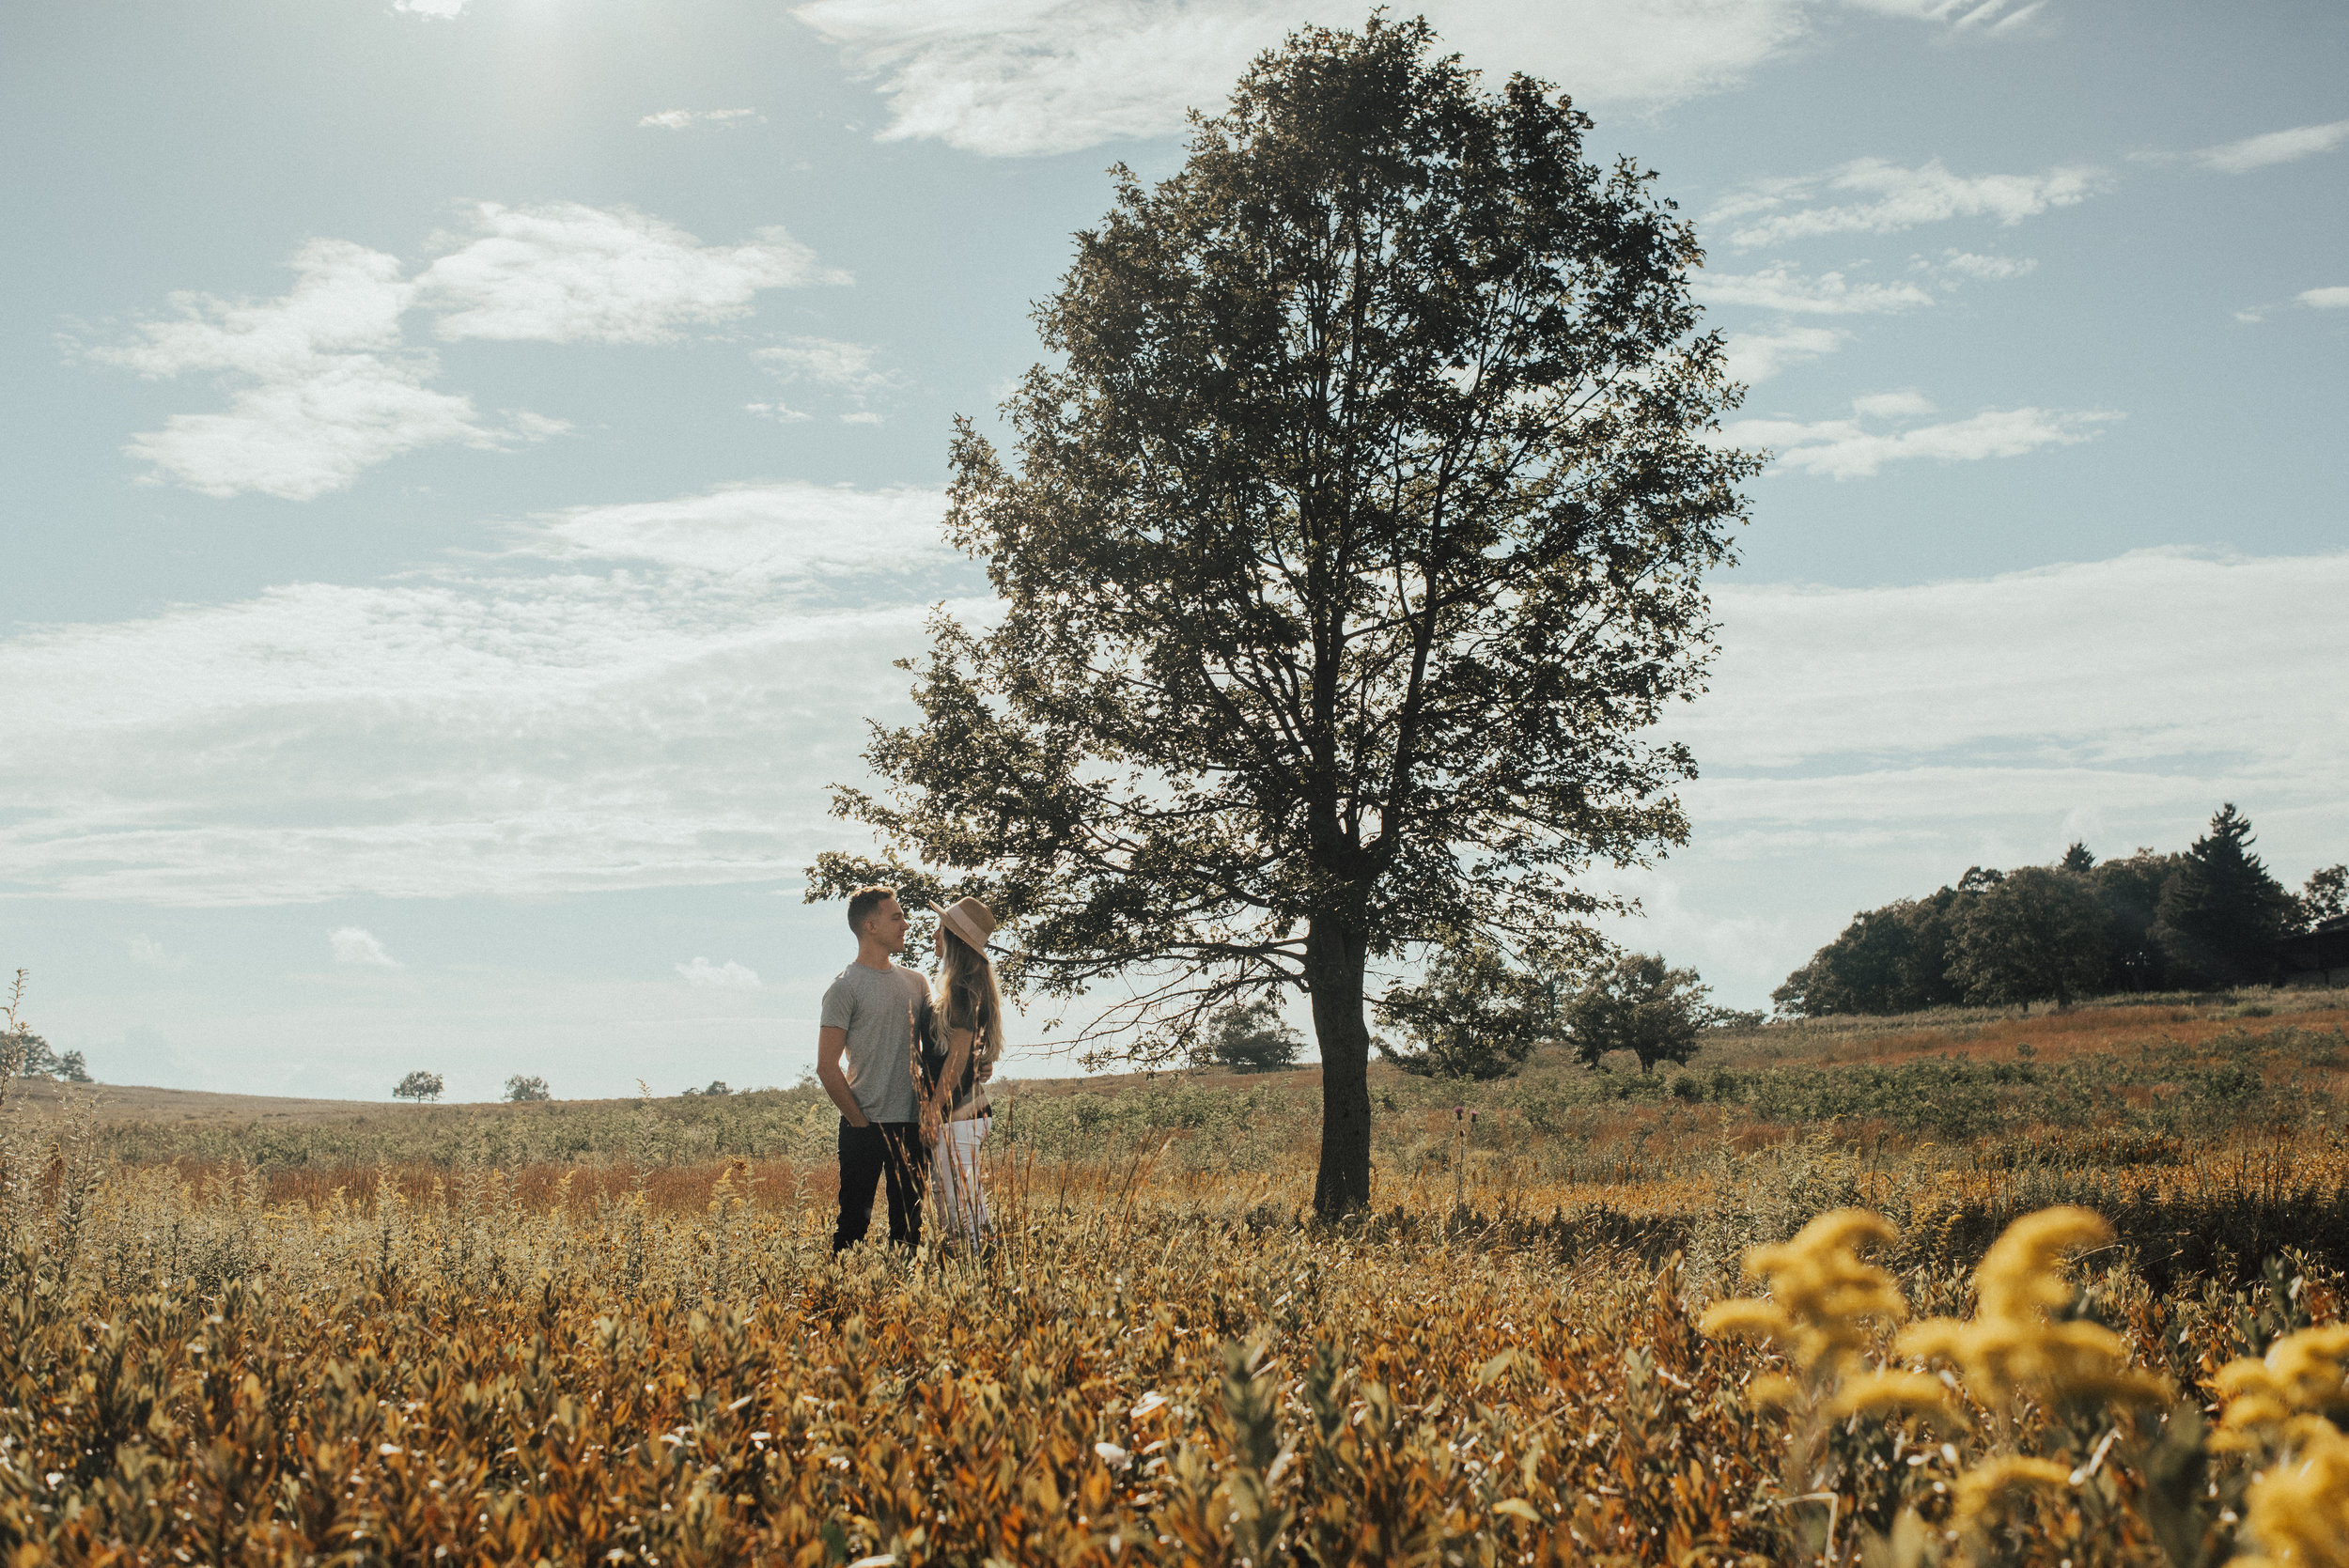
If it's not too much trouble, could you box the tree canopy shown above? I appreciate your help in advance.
[1376,936,1554,1080]
[1189,1000,1307,1074]
[1775,805,2317,1015]
[809,18,1753,1216]
[393,1071,443,1104]
[2155,804,2294,986]
[1564,952,1712,1073]
[1949,865,2106,1013]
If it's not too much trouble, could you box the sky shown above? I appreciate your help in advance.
[3,0,2344,1101]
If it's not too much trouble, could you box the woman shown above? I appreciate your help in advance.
[922,895,1004,1250]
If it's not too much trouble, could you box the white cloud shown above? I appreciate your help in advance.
[1710,157,2107,248]
[1928,251,2037,282]
[87,239,547,501]
[1688,550,2349,784]
[392,0,468,15]
[0,482,961,905]
[86,202,841,497]
[2300,287,2349,310]
[330,927,399,967]
[128,934,188,970]
[638,108,763,129]
[1840,0,2043,26]
[793,0,2015,158]
[1693,263,1935,316]
[746,401,815,423]
[418,203,847,345]
[677,956,762,988]
[1725,395,2118,478]
[1847,389,1935,419]
[2192,118,2349,176]
[1721,325,1844,383]
[754,336,896,397]
[840,411,885,425]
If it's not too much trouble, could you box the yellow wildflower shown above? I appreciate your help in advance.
[1824,1369,1961,1425]
[1948,1454,2072,1536]
[2233,1420,2349,1568]
[1700,1208,1907,1394]
[2217,1324,2349,1443]
[1897,1207,2169,1414]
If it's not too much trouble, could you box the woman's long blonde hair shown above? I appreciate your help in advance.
[938,925,1004,1067]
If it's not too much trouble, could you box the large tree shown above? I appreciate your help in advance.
[810,19,1754,1217]
[1951,865,2107,1013]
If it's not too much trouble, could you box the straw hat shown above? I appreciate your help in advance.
[932,895,997,952]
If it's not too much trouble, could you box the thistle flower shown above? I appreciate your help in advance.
[1896,1206,2169,1415]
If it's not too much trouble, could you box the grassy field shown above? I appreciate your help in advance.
[7,986,2349,1563]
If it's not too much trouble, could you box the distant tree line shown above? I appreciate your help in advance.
[1774,804,2344,1017]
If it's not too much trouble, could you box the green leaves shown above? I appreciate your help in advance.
[820,17,1753,1212]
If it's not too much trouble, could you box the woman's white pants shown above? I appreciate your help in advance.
[932,1115,989,1248]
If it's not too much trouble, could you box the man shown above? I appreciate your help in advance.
[817,886,931,1251]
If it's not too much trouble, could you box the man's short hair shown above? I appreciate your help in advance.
[846,886,897,936]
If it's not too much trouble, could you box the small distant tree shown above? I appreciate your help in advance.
[2154,804,2294,987]
[1951,865,2107,1013]
[2,1026,87,1082]
[2060,841,2096,873]
[2295,864,2348,931]
[1377,937,1552,1080]
[393,1070,444,1103]
[1566,953,1712,1073]
[1190,1000,1306,1075]
[700,1080,734,1096]
[504,1074,551,1103]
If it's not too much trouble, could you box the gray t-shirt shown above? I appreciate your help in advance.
[819,962,930,1123]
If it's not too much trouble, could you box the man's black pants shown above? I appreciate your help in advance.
[833,1118,924,1252]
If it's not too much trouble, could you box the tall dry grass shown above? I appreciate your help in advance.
[9,982,2349,1562]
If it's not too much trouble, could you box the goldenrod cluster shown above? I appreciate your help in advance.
[2216,1324,2349,1443]
[1699,1208,1910,1409]
[2217,1326,2349,1567]
[1899,1205,2170,1417]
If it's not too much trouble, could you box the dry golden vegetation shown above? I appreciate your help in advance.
[7,986,2349,1564]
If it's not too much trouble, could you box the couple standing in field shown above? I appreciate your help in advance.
[815,886,1004,1253]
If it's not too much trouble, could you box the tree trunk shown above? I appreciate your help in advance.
[1307,914,1374,1219]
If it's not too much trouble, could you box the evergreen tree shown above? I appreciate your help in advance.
[2154,804,2293,986]
[2061,841,2096,872]
[1951,865,2107,1012]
